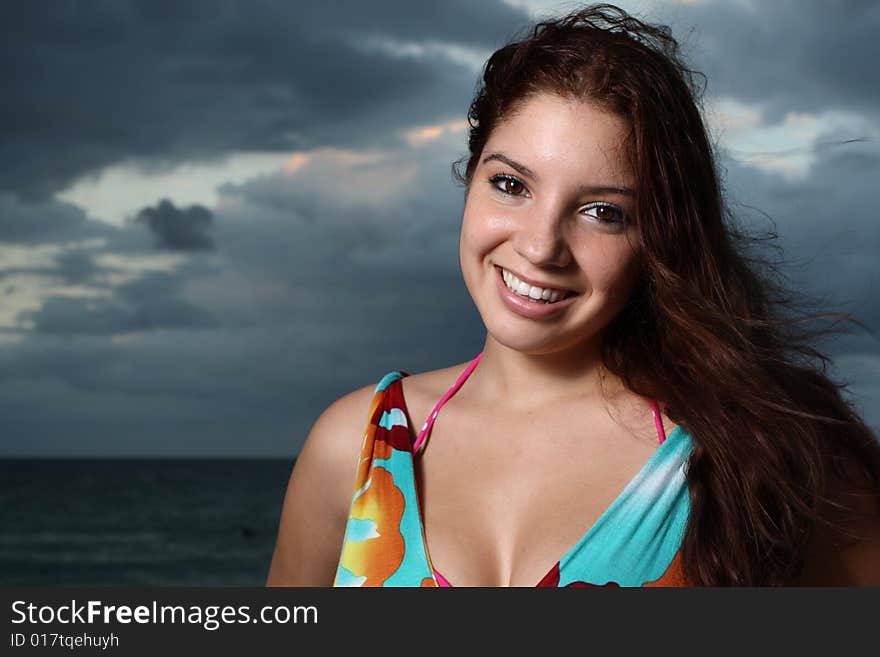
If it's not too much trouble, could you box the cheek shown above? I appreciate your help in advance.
[460,198,506,254]
[578,240,640,296]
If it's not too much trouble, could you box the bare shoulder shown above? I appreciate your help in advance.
[796,456,880,586]
[303,382,379,468]
[398,361,473,427]
[265,381,378,587]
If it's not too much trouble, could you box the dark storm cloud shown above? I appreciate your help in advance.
[0,250,110,293]
[21,269,219,335]
[0,194,112,244]
[135,199,215,251]
[720,141,880,354]
[672,0,880,121]
[0,134,483,455]
[22,292,218,336]
[0,192,219,340]
[1,1,878,456]
[0,0,528,199]
[54,249,101,284]
[4,0,877,201]
[213,146,470,295]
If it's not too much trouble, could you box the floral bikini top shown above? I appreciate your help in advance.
[333,353,694,587]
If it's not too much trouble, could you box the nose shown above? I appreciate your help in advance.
[512,203,572,269]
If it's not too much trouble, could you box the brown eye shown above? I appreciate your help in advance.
[583,201,626,225]
[489,174,527,196]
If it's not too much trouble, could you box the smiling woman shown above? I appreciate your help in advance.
[266,3,880,587]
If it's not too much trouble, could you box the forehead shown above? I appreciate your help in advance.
[483,93,633,185]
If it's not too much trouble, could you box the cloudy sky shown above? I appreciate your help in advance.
[2,0,878,457]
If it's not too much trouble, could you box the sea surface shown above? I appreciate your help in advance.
[0,459,294,586]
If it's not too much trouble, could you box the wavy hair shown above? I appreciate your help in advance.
[453,3,880,585]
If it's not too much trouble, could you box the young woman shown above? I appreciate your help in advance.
[266,4,880,587]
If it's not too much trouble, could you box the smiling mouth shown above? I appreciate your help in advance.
[497,266,578,303]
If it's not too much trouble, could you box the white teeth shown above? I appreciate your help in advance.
[501,268,569,303]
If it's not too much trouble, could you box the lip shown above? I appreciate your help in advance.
[494,265,578,319]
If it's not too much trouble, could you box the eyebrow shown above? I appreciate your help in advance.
[481,152,635,197]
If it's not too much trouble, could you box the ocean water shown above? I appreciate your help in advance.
[0,459,294,586]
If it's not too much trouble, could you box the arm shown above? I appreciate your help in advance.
[265,383,376,587]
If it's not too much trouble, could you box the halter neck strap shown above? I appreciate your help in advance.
[413,352,482,454]
[411,351,667,453]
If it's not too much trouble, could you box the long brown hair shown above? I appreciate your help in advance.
[453,3,880,585]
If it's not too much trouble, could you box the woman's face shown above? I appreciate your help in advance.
[459,92,641,356]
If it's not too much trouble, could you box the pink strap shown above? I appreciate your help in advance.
[433,569,452,587]
[411,351,666,451]
[650,399,667,445]
[412,352,483,454]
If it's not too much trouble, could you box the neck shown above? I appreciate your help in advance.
[466,333,624,411]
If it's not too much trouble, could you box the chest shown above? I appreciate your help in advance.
[408,398,663,586]
[333,373,691,587]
